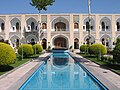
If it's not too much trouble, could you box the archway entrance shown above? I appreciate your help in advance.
[74,38,79,49]
[42,39,47,49]
[100,35,111,48]
[54,37,67,48]
[10,35,20,48]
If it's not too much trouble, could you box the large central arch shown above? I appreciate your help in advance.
[52,34,69,49]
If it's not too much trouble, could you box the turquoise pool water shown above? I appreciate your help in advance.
[19,53,108,90]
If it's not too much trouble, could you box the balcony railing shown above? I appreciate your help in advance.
[52,29,68,31]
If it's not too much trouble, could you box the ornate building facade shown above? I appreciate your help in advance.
[0,14,120,50]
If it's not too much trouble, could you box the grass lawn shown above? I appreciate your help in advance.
[0,53,42,76]
[79,53,120,74]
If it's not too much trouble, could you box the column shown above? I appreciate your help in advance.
[69,14,74,49]
[47,14,51,48]
[21,15,25,38]
[5,15,9,40]
[79,14,83,46]
[111,15,116,49]
[95,15,100,43]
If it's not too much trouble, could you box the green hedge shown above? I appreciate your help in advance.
[18,44,34,57]
[33,44,43,54]
[80,44,89,53]
[0,42,16,65]
[88,44,107,58]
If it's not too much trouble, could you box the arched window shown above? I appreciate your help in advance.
[91,26,93,30]
[117,22,120,31]
[31,22,34,30]
[54,22,66,31]
[35,26,37,30]
[86,22,90,31]
[74,23,79,29]
[28,26,30,30]
[13,26,15,30]
[1,23,4,31]
[42,23,47,29]
[16,22,19,31]
[101,22,105,31]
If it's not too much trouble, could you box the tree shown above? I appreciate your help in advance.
[113,38,120,63]
[30,0,55,13]
[113,44,120,63]
[116,38,120,45]
[30,0,55,43]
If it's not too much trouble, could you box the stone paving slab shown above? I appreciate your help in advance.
[71,52,120,90]
[0,53,51,90]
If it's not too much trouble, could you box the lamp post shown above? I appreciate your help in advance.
[21,37,25,60]
[35,44,36,54]
[14,39,16,52]
[88,0,91,45]
[38,14,43,44]
[113,37,116,49]
[99,41,102,60]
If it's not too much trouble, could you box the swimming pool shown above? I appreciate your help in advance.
[19,53,108,90]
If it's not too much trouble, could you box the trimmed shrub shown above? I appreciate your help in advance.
[33,44,43,54]
[0,42,16,65]
[113,43,120,63]
[80,44,89,53]
[88,44,107,59]
[18,44,34,57]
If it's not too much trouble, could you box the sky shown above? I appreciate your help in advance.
[0,0,120,14]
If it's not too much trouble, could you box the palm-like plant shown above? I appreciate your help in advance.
[30,0,55,42]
